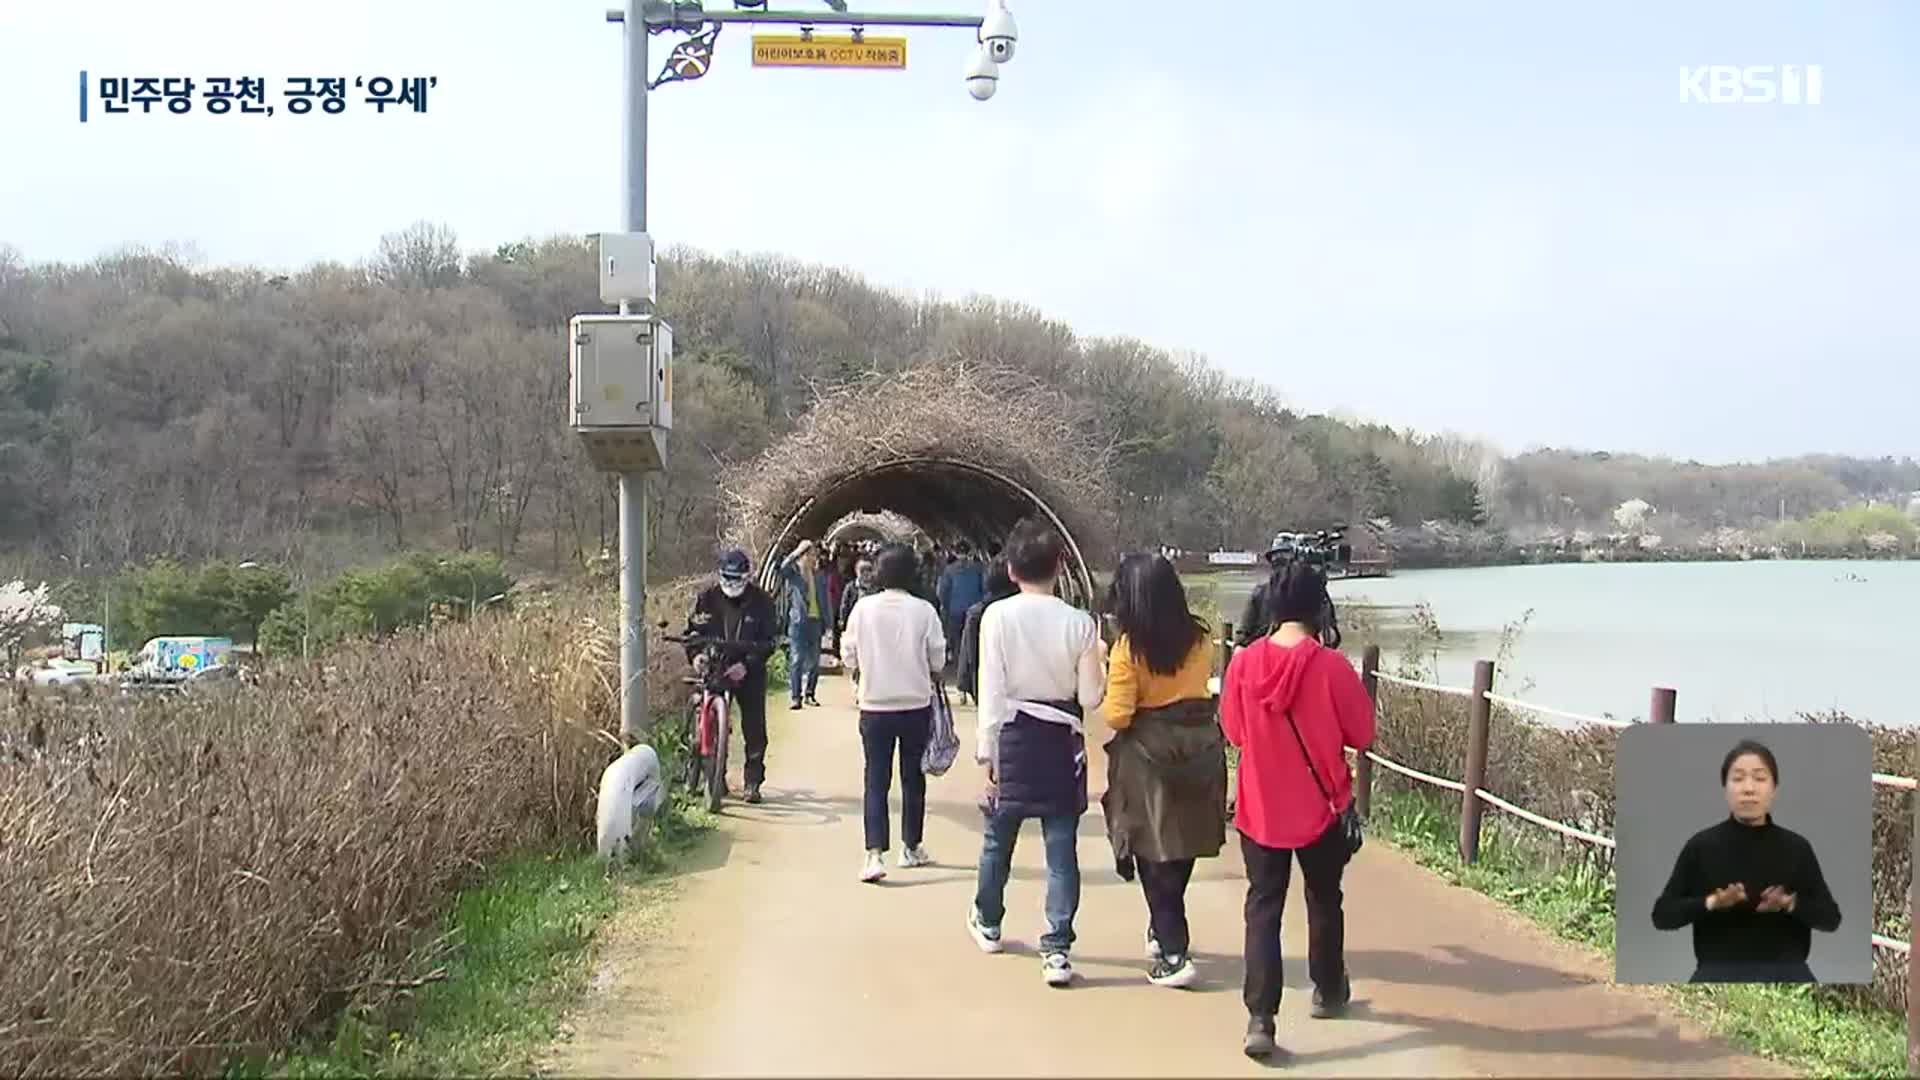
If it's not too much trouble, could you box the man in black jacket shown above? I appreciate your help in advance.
[681,547,779,803]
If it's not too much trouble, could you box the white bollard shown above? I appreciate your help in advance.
[596,744,666,860]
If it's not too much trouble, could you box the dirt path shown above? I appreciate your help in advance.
[550,678,1790,1078]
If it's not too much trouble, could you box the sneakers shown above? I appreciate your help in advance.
[745,783,763,805]
[966,908,1004,954]
[1145,927,1163,962]
[1243,1015,1278,1058]
[804,693,821,707]
[1311,975,1352,1019]
[1040,951,1074,988]
[899,845,934,869]
[1148,953,1198,989]
[860,850,887,883]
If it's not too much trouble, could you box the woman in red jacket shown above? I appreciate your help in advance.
[1219,562,1376,1059]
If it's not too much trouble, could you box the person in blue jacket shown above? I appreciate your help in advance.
[779,540,833,708]
[937,541,988,667]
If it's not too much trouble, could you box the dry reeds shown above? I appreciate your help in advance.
[0,601,646,1076]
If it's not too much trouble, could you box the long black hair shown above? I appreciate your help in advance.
[1108,553,1210,676]
[1264,560,1341,647]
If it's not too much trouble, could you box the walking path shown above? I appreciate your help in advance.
[550,678,1789,1077]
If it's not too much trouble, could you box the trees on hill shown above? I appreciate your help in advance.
[0,226,1912,583]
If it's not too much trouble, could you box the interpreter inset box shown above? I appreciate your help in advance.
[1614,723,1871,985]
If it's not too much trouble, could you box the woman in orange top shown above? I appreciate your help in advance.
[1101,553,1227,989]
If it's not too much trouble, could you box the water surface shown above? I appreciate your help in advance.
[1197,561,1917,727]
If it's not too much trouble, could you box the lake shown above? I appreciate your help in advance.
[1194,560,1918,728]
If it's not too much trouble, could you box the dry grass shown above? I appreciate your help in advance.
[1366,675,1915,1015]
[0,588,711,1077]
[720,360,1117,562]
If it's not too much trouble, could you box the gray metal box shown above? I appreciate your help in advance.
[598,232,656,305]
[569,313,672,473]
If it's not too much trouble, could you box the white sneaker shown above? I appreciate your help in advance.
[860,850,887,883]
[899,845,934,868]
[967,908,1004,954]
[1041,951,1074,988]
[1146,927,1163,962]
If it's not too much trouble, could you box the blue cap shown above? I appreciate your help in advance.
[718,548,751,580]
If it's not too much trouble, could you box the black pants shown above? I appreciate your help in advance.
[1138,856,1197,958]
[737,669,769,787]
[1242,822,1349,1018]
[860,707,931,852]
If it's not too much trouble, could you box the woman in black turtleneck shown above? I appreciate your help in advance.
[1651,738,1842,983]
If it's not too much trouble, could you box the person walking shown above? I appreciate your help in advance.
[968,517,1105,988]
[678,548,780,804]
[1221,561,1376,1058]
[840,543,947,883]
[955,559,1015,707]
[937,542,987,668]
[778,540,831,708]
[1099,553,1226,990]
[836,555,876,641]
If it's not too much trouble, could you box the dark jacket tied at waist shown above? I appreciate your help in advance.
[1102,697,1227,864]
[991,699,1087,819]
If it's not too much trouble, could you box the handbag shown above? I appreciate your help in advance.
[1280,705,1363,859]
[923,678,960,778]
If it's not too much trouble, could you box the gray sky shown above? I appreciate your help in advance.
[3,0,1914,464]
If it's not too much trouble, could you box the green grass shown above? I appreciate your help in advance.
[247,790,712,1078]
[1371,783,1907,1078]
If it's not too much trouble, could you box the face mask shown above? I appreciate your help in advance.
[720,580,746,599]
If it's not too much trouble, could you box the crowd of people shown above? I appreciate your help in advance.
[678,518,1377,1058]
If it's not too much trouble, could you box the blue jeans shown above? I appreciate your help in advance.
[787,619,821,702]
[974,810,1081,954]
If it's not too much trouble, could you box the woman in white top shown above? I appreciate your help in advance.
[967,517,1106,987]
[841,542,947,883]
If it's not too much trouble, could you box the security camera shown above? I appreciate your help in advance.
[964,46,998,101]
[980,0,1017,63]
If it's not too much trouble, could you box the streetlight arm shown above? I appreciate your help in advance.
[697,10,985,27]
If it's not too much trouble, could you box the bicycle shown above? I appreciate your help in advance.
[661,632,771,813]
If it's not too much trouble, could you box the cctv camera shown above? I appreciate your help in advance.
[964,46,998,101]
[981,1,1017,63]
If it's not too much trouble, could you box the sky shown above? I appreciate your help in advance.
[1,0,1915,464]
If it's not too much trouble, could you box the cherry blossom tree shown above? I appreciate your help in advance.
[0,580,63,673]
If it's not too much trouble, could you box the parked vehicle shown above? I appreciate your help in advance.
[123,636,235,686]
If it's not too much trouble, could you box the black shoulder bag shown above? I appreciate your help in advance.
[1281,706,1364,859]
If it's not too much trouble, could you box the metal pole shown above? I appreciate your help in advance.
[618,0,650,743]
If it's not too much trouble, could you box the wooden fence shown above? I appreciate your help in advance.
[1212,621,1920,1073]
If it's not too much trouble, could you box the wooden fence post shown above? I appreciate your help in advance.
[1460,659,1495,864]
[1651,687,1677,724]
[1356,645,1379,821]
[1908,735,1919,1076]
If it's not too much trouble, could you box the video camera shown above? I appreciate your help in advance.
[1264,524,1353,573]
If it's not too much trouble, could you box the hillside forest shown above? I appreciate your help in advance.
[3,224,1917,592]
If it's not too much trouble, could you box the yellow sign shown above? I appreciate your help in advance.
[751,34,908,70]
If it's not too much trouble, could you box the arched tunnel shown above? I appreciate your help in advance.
[753,457,1098,607]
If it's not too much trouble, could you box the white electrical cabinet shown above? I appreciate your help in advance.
[568,313,673,473]
[598,232,656,305]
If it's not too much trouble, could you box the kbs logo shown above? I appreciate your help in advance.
[1679,65,1823,105]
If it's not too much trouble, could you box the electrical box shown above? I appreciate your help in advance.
[598,232,656,305]
[568,313,673,473]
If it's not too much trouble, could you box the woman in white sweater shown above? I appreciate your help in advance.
[841,543,948,883]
